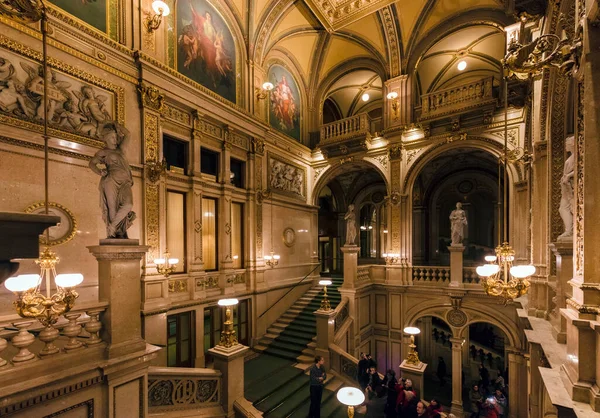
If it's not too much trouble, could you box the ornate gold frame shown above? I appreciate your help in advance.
[24,201,78,246]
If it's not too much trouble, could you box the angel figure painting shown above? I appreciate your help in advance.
[0,50,116,140]
[177,0,236,103]
[49,0,107,33]
[268,65,301,141]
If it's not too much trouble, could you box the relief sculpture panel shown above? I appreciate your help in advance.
[268,154,306,200]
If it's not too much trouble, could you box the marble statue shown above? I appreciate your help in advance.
[89,122,136,239]
[558,135,575,241]
[449,202,467,245]
[344,204,356,246]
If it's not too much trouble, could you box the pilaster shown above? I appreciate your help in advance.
[384,75,411,128]
[449,337,463,416]
[341,245,359,289]
[448,245,465,288]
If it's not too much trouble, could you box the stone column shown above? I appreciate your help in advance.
[208,344,249,417]
[549,241,573,343]
[448,245,465,287]
[449,337,464,416]
[314,308,336,365]
[88,240,148,358]
[341,245,359,289]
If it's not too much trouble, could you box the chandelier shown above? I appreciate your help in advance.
[2,0,83,350]
[476,59,535,302]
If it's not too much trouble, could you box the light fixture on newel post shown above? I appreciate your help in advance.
[153,249,179,278]
[476,44,535,302]
[318,279,332,311]
[0,0,83,356]
[403,326,421,366]
[337,387,365,418]
[217,298,238,348]
[145,0,170,32]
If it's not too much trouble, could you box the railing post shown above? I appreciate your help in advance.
[448,244,465,288]
[208,344,249,417]
[88,240,148,358]
[314,309,336,366]
[341,245,360,289]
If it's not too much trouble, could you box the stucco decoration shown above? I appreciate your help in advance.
[446,308,468,327]
[268,154,306,199]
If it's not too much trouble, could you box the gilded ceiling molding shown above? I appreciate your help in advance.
[379,6,401,78]
[252,0,296,65]
[302,0,399,32]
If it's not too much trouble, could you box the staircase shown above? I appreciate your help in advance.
[254,277,343,362]
[245,276,349,418]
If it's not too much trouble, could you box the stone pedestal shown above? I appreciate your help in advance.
[399,360,427,400]
[88,239,148,358]
[341,245,359,289]
[549,241,573,343]
[208,344,249,417]
[314,308,336,365]
[448,245,465,287]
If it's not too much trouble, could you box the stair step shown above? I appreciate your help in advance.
[263,347,304,362]
[255,372,308,413]
[246,366,305,403]
[270,328,315,340]
[264,334,316,346]
[267,340,307,354]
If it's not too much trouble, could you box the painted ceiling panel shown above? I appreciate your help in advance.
[254,0,271,28]
[277,34,319,78]
[331,88,361,116]
[343,14,386,56]
[418,0,502,39]
[417,54,450,92]
[271,4,315,39]
[231,0,245,22]
[471,32,505,58]
[427,26,495,53]
[321,37,372,78]
[396,0,428,49]
[330,70,377,91]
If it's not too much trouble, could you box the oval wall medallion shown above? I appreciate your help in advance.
[283,227,296,247]
[446,309,468,327]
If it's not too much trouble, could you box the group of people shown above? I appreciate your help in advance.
[468,364,508,418]
[358,353,444,418]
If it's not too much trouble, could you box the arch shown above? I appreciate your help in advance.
[402,137,521,195]
[312,159,389,207]
[404,300,521,349]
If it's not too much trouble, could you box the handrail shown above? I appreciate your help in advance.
[258,262,321,319]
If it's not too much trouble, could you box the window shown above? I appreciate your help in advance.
[201,148,219,177]
[167,311,194,367]
[163,135,188,173]
[202,197,218,270]
[204,306,221,364]
[360,204,377,258]
[230,158,245,188]
[235,299,250,346]
[167,191,186,273]
[231,202,243,269]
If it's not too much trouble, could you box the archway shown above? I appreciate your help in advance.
[411,148,501,266]
[314,162,388,273]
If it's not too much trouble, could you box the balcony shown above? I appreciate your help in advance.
[318,113,382,158]
[418,76,497,122]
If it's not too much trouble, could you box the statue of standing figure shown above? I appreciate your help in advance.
[558,135,575,241]
[344,204,356,246]
[449,202,467,246]
[89,122,136,239]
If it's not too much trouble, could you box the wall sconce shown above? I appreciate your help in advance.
[154,249,179,278]
[387,91,399,120]
[318,279,332,311]
[145,1,170,33]
[264,251,280,268]
[382,253,400,265]
[256,82,274,100]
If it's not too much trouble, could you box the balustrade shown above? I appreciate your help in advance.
[148,367,221,413]
[420,76,495,118]
[320,113,370,143]
[412,266,451,283]
[333,299,350,334]
[463,267,480,284]
[357,266,371,284]
[0,303,107,367]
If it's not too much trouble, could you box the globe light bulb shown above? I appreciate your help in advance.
[457,60,467,71]
[55,273,84,288]
[510,265,536,278]
[476,264,500,277]
[151,1,170,16]
[361,93,370,102]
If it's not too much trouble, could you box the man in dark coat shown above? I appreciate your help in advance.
[358,352,370,389]
[308,356,326,418]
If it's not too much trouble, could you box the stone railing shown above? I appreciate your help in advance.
[148,367,221,413]
[412,266,450,283]
[357,266,371,284]
[420,76,495,119]
[0,302,107,367]
[329,344,359,384]
[463,267,480,284]
[320,112,370,143]
[333,299,350,335]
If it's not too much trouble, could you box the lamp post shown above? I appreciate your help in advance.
[403,326,421,366]
[217,298,239,348]
[318,279,332,311]
[337,386,365,418]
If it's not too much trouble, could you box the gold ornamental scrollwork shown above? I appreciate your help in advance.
[252,137,265,155]
[138,82,165,111]
[145,158,167,183]
[389,145,403,161]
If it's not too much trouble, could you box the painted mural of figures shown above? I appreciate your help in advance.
[345,204,357,246]
[179,25,199,69]
[214,31,233,77]
[89,122,136,239]
[270,75,296,131]
[558,135,575,241]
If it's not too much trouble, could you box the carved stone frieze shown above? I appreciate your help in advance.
[268,154,306,199]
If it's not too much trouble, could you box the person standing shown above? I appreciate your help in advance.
[358,352,369,389]
[436,357,447,386]
[309,356,326,418]
[469,384,483,418]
